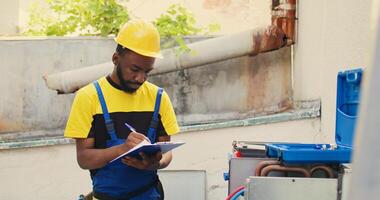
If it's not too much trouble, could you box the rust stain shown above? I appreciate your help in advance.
[278,98,292,112]
[245,47,292,115]
[260,25,287,52]
[0,119,24,133]
[250,25,287,56]
[0,121,4,132]
[271,0,296,44]
[245,55,269,112]
[247,0,296,57]
[281,48,293,111]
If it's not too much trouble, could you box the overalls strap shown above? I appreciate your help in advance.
[93,81,118,140]
[147,88,163,143]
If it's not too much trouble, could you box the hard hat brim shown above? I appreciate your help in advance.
[114,38,163,59]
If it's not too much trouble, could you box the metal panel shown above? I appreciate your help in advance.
[244,177,338,200]
[158,170,206,200]
[341,164,352,200]
[229,157,283,194]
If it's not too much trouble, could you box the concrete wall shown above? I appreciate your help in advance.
[293,0,373,142]
[0,38,115,133]
[0,37,291,133]
[151,47,292,125]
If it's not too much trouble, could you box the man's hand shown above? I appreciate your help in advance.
[123,131,149,151]
[121,152,163,170]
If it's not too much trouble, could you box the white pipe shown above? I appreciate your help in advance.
[43,62,112,94]
[43,26,286,94]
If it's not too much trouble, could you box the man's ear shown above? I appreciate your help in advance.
[112,53,119,66]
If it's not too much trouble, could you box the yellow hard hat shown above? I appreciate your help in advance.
[115,19,162,58]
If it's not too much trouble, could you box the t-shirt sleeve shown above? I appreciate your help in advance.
[159,91,180,136]
[64,88,95,138]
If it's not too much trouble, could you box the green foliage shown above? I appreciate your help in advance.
[25,0,129,36]
[154,4,201,38]
[24,1,220,54]
[154,4,220,53]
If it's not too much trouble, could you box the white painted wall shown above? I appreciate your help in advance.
[0,0,19,35]
[0,119,321,200]
[293,0,372,142]
[348,1,380,199]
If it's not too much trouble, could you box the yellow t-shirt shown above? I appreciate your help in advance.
[64,76,179,148]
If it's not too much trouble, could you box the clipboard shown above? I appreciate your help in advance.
[110,140,185,163]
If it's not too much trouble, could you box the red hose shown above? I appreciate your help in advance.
[226,186,244,200]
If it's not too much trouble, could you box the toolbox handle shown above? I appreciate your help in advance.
[346,71,359,83]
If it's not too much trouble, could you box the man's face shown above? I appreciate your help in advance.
[113,50,155,93]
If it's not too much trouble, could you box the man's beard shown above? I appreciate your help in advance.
[116,65,143,93]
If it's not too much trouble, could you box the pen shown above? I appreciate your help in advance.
[125,122,137,133]
[125,122,151,143]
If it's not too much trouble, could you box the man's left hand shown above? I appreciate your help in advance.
[121,152,163,170]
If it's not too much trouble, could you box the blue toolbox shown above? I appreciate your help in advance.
[266,68,363,164]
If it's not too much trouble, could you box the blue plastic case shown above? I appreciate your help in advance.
[266,68,363,164]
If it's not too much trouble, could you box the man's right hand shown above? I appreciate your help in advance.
[123,131,148,151]
[75,132,150,170]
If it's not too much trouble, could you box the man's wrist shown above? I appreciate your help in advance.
[117,144,129,155]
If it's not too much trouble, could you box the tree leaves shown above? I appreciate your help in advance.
[24,1,220,55]
[25,0,129,36]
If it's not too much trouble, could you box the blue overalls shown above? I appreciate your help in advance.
[92,81,163,200]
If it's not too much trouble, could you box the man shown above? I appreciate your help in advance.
[64,19,180,200]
